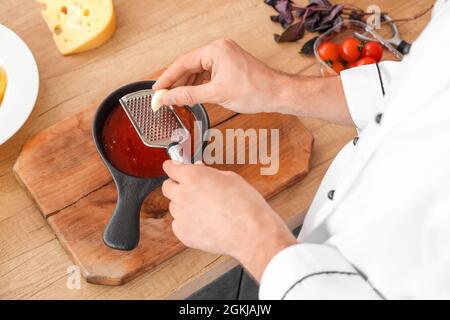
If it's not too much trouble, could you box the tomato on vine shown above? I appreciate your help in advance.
[356,56,377,66]
[317,41,340,63]
[331,61,345,75]
[340,38,362,63]
[362,41,383,62]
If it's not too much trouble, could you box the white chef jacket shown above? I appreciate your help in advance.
[259,0,450,300]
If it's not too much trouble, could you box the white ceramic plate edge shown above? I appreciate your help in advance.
[0,24,39,145]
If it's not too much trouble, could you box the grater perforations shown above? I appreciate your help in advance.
[119,89,187,148]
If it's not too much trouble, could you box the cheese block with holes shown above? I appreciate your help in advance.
[38,0,116,55]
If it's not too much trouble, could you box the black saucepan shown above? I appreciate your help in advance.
[93,81,210,251]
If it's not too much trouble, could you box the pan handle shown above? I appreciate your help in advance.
[103,174,166,250]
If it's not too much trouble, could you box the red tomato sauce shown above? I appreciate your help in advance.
[102,104,196,178]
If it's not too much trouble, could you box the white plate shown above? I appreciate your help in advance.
[0,24,39,145]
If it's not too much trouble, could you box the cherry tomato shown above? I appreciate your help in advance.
[346,61,358,69]
[362,41,383,62]
[339,38,362,63]
[331,61,345,75]
[356,56,377,66]
[317,41,340,62]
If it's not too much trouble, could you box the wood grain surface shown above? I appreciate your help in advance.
[28,107,312,285]
[0,0,434,299]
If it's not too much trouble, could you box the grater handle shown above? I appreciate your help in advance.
[167,143,192,164]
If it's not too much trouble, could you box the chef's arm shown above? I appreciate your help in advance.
[340,61,402,131]
[162,160,386,300]
[276,60,403,129]
[258,243,384,300]
[153,39,402,128]
[273,73,353,126]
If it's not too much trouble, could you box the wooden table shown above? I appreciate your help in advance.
[0,0,433,299]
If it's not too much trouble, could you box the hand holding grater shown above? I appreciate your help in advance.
[119,89,192,163]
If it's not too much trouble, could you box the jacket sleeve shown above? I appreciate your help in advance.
[259,243,384,300]
[340,61,402,131]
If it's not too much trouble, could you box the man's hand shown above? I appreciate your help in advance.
[162,160,297,281]
[153,38,354,126]
[153,39,288,114]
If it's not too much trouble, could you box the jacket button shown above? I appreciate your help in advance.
[353,137,359,146]
[375,113,383,124]
[328,190,335,200]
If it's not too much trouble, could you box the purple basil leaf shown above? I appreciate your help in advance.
[333,15,344,27]
[267,0,345,43]
[349,10,364,21]
[271,14,292,29]
[318,10,330,18]
[314,20,335,32]
[274,20,305,42]
[265,0,293,27]
[281,20,292,29]
[304,11,320,32]
[264,0,278,8]
[300,36,319,55]
[293,7,307,17]
[274,0,294,25]
[275,0,291,12]
[321,4,344,24]
[270,14,280,23]
[308,0,332,7]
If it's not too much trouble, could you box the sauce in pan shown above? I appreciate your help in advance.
[102,104,196,178]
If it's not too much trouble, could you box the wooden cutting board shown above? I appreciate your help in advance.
[13,72,314,286]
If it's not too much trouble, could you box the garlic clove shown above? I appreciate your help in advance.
[151,89,169,112]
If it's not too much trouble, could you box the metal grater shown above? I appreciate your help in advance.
[119,89,191,163]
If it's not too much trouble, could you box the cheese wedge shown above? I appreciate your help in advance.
[0,65,7,106]
[38,0,116,55]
